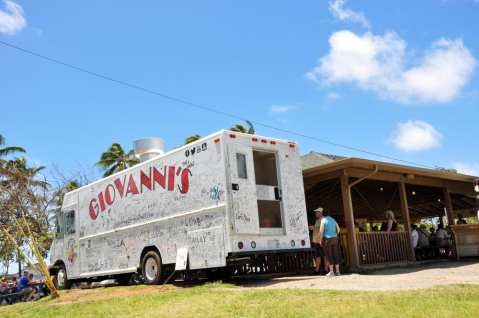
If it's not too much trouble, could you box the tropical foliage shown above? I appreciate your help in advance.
[230,120,255,134]
[0,134,25,163]
[184,134,201,145]
[0,136,52,274]
[0,135,25,159]
[96,143,139,177]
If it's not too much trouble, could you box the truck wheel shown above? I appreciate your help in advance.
[55,264,71,290]
[141,251,162,284]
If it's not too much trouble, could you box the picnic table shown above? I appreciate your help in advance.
[0,283,49,305]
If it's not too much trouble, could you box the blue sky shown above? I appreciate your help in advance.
[1,0,478,181]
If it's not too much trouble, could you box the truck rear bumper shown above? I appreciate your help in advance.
[226,248,314,275]
[228,247,313,257]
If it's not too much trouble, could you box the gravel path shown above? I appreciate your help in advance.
[238,261,479,291]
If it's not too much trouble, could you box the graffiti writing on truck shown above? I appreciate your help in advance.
[66,239,78,265]
[202,185,224,202]
[88,165,192,220]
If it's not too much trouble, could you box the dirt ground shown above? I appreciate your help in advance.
[52,285,177,305]
[49,261,479,303]
[238,261,479,291]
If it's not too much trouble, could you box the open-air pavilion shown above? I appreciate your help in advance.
[302,152,479,271]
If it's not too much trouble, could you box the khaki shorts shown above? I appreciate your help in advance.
[324,237,341,265]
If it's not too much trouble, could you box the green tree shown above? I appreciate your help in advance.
[230,120,255,134]
[0,135,27,274]
[0,134,25,165]
[0,157,51,273]
[184,134,201,145]
[52,180,80,209]
[0,157,48,189]
[96,143,139,177]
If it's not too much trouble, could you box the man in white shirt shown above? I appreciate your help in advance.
[411,224,419,248]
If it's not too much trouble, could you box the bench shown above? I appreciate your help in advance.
[0,283,49,306]
[0,292,25,305]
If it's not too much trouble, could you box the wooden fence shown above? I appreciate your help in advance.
[356,232,411,265]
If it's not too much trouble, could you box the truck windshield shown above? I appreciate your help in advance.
[64,210,76,235]
[55,210,75,237]
[55,212,64,238]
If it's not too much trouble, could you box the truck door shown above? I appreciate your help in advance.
[277,145,309,237]
[228,143,260,234]
[253,150,284,235]
[62,204,80,278]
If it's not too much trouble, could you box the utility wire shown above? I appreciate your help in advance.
[0,39,433,169]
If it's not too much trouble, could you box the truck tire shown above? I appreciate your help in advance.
[54,264,72,290]
[141,251,162,284]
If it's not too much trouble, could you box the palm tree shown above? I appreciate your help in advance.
[0,157,48,189]
[97,143,139,177]
[0,134,25,164]
[0,157,49,274]
[52,180,80,209]
[230,120,255,134]
[64,180,80,192]
[184,134,201,145]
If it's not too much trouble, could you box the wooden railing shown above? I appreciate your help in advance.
[356,232,411,265]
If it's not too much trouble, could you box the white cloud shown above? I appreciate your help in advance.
[452,162,479,176]
[270,105,296,113]
[389,120,442,152]
[329,0,370,28]
[306,30,477,104]
[0,0,26,35]
[326,92,340,103]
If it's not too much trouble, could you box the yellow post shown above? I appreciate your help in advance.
[19,215,60,298]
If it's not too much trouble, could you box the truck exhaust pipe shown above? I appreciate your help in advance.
[134,137,165,162]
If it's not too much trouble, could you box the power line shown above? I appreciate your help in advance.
[0,39,433,169]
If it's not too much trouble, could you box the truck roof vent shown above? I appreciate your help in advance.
[134,137,165,162]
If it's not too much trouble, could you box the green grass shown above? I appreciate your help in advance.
[1,283,479,318]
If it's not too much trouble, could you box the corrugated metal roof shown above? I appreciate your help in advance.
[301,151,347,170]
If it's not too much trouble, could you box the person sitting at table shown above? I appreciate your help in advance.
[16,270,36,301]
[28,273,38,284]
[0,277,8,294]
[11,276,17,288]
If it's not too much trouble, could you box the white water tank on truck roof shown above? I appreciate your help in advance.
[134,137,165,162]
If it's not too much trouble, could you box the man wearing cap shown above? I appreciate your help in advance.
[308,207,325,274]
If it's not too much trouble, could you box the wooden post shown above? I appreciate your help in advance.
[340,174,360,270]
[398,182,416,261]
[443,188,455,226]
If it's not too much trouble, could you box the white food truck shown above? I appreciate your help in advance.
[49,130,311,288]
